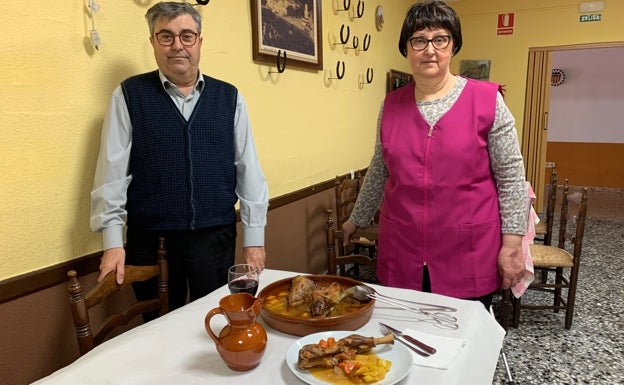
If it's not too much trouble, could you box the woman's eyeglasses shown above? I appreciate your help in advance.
[407,35,451,51]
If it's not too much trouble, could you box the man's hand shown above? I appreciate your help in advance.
[497,234,525,289]
[243,246,266,273]
[98,247,126,284]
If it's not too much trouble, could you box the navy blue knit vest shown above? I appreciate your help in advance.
[121,70,237,230]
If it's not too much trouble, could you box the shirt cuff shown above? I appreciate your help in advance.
[102,226,125,250]
[243,226,264,247]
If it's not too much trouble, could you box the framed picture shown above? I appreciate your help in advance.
[387,69,413,93]
[459,60,491,81]
[250,0,323,70]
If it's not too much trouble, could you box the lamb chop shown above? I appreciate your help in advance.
[297,334,394,370]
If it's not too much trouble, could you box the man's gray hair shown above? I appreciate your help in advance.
[145,2,202,35]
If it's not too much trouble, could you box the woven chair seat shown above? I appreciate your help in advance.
[529,244,574,268]
[353,237,376,247]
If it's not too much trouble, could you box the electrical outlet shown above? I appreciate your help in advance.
[545,161,556,168]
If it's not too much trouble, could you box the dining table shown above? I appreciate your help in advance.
[32,269,505,385]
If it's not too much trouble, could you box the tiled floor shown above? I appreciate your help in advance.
[492,188,624,384]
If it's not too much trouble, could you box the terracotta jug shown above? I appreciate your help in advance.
[205,293,267,371]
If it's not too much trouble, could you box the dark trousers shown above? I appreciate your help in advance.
[422,265,494,310]
[125,223,237,319]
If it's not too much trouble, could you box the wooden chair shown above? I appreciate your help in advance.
[492,289,513,331]
[67,237,169,355]
[333,172,378,276]
[326,209,378,283]
[534,168,558,245]
[513,181,588,329]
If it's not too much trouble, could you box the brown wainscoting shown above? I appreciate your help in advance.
[0,177,337,305]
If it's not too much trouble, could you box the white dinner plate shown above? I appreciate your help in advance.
[286,330,413,385]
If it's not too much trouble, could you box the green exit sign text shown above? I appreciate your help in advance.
[580,14,602,22]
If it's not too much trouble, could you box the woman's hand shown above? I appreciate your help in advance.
[497,234,525,289]
[341,220,358,247]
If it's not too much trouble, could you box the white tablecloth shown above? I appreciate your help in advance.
[33,269,504,385]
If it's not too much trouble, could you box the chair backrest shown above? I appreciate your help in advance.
[556,180,589,258]
[334,171,363,228]
[325,209,378,277]
[543,169,558,245]
[67,237,169,355]
[334,171,364,256]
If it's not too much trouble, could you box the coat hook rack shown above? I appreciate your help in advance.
[327,61,346,81]
[195,0,210,5]
[355,33,371,54]
[349,0,365,20]
[358,67,373,87]
[331,24,350,48]
[345,36,359,52]
[268,50,287,74]
[333,0,351,12]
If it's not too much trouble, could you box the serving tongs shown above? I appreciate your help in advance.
[346,285,459,329]
[346,285,457,312]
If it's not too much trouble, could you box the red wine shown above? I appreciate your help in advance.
[228,278,259,296]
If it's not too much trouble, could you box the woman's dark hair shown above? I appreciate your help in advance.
[398,0,462,57]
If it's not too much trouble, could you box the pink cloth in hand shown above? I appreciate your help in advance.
[512,182,537,298]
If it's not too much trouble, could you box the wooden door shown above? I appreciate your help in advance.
[521,49,552,211]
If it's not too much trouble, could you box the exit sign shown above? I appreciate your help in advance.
[580,14,602,22]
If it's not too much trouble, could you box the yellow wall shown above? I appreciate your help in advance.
[0,1,413,280]
[4,0,622,281]
[449,0,624,137]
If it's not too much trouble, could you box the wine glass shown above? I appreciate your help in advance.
[227,264,259,296]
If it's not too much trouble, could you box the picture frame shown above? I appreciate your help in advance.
[250,0,323,71]
[387,69,413,93]
[459,60,491,81]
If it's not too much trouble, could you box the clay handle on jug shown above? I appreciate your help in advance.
[205,307,225,345]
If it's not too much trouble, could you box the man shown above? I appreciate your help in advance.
[91,2,268,312]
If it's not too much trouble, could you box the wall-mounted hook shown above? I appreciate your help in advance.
[349,0,365,19]
[268,50,287,74]
[333,0,351,12]
[358,67,374,87]
[355,33,371,54]
[327,61,346,81]
[331,24,350,47]
[345,35,359,52]
[196,0,210,5]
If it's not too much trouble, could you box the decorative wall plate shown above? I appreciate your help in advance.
[551,68,565,86]
[375,5,384,31]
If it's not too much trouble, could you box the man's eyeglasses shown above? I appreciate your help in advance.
[154,31,199,47]
[407,35,451,51]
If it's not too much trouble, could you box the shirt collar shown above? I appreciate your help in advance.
[158,69,205,93]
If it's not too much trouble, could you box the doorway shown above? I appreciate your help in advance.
[521,41,624,210]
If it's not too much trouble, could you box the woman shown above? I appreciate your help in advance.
[342,0,528,308]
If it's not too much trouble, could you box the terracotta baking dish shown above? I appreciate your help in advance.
[257,275,375,336]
